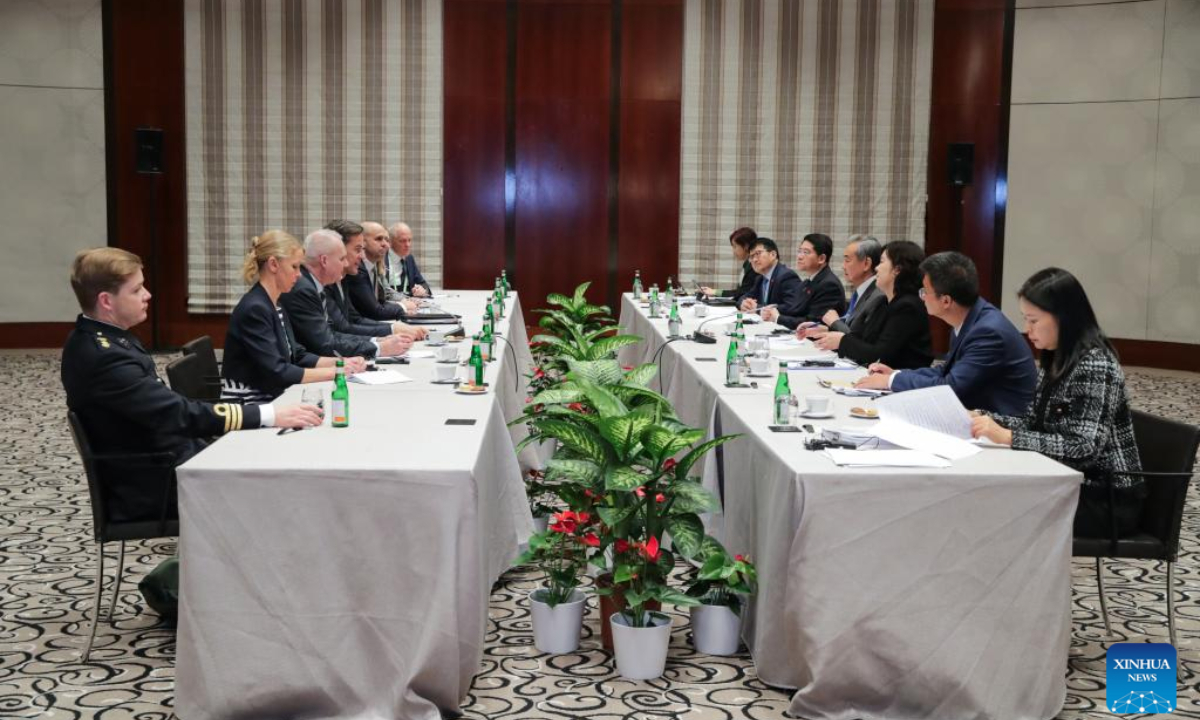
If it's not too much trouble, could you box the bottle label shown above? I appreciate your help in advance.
[726,362,740,385]
[331,399,348,425]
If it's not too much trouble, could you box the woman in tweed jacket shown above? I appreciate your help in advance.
[971,268,1144,538]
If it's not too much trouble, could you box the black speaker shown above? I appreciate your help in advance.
[135,127,164,174]
[948,142,973,187]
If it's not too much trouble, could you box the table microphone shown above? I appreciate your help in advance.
[691,313,732,344]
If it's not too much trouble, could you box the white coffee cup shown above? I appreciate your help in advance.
[427,329,445,345]
[693,303,709,318]
[433,364,458,382]
[437,345,458,362]
[748,357,770,375]
[804,395,831,415]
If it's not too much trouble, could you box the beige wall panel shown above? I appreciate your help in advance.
[1012,0,1164,104]
[0,0,102,88]
[0,86,107,322]
[1162,0,1200,99]
[1148,98,1200,343]
[1003,102,1159,340]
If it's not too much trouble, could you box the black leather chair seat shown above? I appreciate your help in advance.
[1073,534,1165,560]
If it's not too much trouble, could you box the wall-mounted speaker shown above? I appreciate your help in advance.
[135,127,164,174]
[948,142,973,187]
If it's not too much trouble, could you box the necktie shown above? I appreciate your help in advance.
[761,275,770,304]
[398,261,408,294]
[847,289,859,319]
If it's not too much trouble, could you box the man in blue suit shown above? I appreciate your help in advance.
[735,237,804,316]
[855,251,1036,416]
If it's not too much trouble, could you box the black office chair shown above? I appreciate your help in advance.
[1073,410,1200,649]
[67,412,179,662]
[181,335,222,402]
[166,353,208,403]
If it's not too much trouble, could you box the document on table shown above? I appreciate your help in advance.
[862,386,980,460]
[406,350,436,359]
[824,449,951,468]
[348,369,413,385]
[781,358,859,371]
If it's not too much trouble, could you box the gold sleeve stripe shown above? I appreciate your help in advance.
[214,404,232,434]
[232,403,243,431]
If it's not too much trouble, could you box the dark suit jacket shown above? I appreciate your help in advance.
[735,263,804,316]
[387,252,430,296]
[891,298,1037,415]
[776,265,847,330]
[829,277,883,335]
[325,280,392,337]
[62,316,262,522]
[836,292,933,370]
[280,266,378,358]
[222,283,320,402]
[345,260,406,321]
[720,260,757,299]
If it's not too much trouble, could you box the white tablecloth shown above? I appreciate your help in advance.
[175,291,535,720]
[617,294,1081,720]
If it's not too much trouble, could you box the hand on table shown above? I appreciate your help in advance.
[814,331,844,351]
[804,325,829,340]
[854,366,893,390]
[343,357,369,374]
[821,309,841,327]
[411,286,430,298]
[275,403,324,428]
[740,298,758,313]
[378,334,413,357]
[402,299,420,314]
[759,306,779,323]
[698,286,715,298]
[971,415,1014,446]
[392,322,428,341]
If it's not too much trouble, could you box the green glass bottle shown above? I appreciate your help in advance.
[725,336,741,385]
[469,333,485,386]
[501,269,510,297]
[734,312,744,334]
[484,301,495,336]
[667,297,682,338]
[331,359,349,428]
[773,364,793,425]
[493,280,505,319]
[481,321,494,362]
[632,270,643,300]
[649,283,660,317]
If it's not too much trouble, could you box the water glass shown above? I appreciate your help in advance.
[301,388,326,422]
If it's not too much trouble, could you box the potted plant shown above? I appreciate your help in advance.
[685,547,757,655]
[518,509,598,654]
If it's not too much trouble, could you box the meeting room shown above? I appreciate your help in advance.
[2,0,1199,718]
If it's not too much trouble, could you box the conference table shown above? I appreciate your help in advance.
[174,291,536,720]
[618,294,1082,720]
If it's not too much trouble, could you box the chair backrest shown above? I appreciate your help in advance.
[1132,409,1200,558]
[67,411,111,542]
[166,353,208,402]
[181,335,222,401]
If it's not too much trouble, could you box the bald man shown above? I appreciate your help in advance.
[385,222,431,298]
[345,220,419,321]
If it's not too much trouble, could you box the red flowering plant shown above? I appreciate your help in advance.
[517,509,600,607]
[683,546,758,614]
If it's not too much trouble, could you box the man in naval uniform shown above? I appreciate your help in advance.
[61,247,322,522]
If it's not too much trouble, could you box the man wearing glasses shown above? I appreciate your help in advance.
[855,251,1036,415]
[736,237,803,317]
[761,233,846,330]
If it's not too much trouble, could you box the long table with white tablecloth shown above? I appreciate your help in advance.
[175,291,536,720]
[618,293,1081,720]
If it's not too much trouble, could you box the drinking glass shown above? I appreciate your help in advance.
[301,388,325,421]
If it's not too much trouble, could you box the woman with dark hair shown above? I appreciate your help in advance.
[809,240,933,369]
[699,227,758,299]
[971,267,1143,537]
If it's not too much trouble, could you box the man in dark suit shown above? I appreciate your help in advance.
[735,237,803,317]
[324,220,426,340]
[761,233,846,329]
[61,248,321,522]
[279,229,413,359]
[820,234,883,335]
[856,251,1037,416]
[386,221,432,297]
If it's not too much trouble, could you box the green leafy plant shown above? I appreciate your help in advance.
[685,546,758,614]
[517,510,598,607]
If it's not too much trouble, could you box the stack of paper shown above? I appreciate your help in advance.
[348,369,413,385]
[858,386,982,461]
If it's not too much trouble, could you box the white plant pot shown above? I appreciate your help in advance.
[530,589,586,654]
[610,611,672,680]
[532,515,549,534]
[690,602,742,655]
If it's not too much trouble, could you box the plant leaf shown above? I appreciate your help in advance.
[587,334,641,360]
[598,413,654,461]
[532,419,609,464]
[622,363,658,387]
[674,434,741,480]
[605,465,646,492]
[641,426,693,465]
[665,513,706,559]
[597,503,636,528]
[566,358,625,385]
[667,480,720,514]
[531,388,585,406]
[544,458,602,484]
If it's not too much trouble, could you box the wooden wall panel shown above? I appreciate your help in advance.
[443,0,509,292]
[514,0,613,310]
[616,0,683,303]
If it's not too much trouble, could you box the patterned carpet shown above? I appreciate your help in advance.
[1,350,1198,719]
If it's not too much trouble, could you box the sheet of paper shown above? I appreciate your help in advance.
[868,418,980,461]
[823,449,952,468]
[405,350,436,359]
[875,385,972,439]
[348,369,413,385]
[781,358,858,371]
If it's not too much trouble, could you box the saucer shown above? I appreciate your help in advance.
[425,341,447,347]
[747,372,773,378]
[430,378,460,385]
[799,410,835,419]
[456,385,488,395]
[849,407,880,420]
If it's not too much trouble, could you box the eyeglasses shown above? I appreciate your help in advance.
[919,287,938,300]
[748,250,767,260]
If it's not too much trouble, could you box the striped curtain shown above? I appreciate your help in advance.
[679,0,934,289]
[184,0,443,313]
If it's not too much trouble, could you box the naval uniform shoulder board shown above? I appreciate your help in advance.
[93,331,111,350]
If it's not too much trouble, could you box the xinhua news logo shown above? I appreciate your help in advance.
[1106,643,1176,714]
